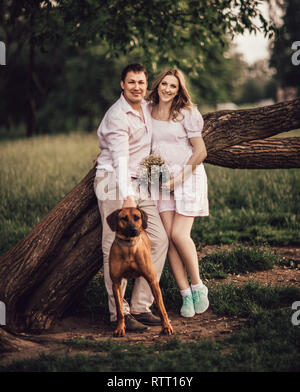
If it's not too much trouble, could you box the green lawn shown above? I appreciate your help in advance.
[2,284,300,372]
[0,132,99,254]
[0,131,299,255]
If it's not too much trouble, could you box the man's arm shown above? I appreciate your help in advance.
[101,114,137,206]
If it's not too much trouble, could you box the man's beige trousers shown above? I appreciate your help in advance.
[94,170,168,322]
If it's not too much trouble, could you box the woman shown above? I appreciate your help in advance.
[147,68,209,318]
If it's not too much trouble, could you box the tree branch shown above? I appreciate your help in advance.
[206,137,300,169]
[202,98,300,153]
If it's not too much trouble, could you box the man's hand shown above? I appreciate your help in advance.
[122,196,137,208]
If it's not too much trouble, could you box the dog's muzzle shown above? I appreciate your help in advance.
[123,224,140,237]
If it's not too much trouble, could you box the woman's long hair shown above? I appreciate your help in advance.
[148,68,194,121]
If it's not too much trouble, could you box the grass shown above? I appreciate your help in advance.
[2,285,300,372]
[199,244,281,280]
[0,131,299,255]
[1,131,300,372]
[203,127,300,247]
[0,132,99,254]
[192,165,300,246]
[1,249,299,372]
[69,245,286,320]
[208,281,300,317]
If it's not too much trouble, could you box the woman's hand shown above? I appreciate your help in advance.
[170,137,207,184]
[162,177,175,192]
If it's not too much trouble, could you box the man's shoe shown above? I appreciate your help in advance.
[125,314,148,331]
[111,314,148,332]
[133,312,161,326]
[192,284,209,314]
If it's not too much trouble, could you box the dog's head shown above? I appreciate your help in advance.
[106,207,148,237]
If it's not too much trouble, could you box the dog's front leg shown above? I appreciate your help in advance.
[147,278,173,335]
[112,281,126,337]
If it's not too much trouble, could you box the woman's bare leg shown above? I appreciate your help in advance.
[160,211,190,290]
[170,214,201,286]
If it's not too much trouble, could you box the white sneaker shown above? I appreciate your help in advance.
[192,285,209,314]
[180,294,195,317]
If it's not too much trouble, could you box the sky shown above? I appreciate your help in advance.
[233,30,271,64]
[233,1,274,64]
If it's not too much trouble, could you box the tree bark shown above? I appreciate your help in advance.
[202,98,300,153]
[0,98,300,340]
[0,328,17,353]
[0,327,24,353]
[206,137,300,169]
[0,169,102,333]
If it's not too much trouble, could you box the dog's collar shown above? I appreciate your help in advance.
[115,236,142,248]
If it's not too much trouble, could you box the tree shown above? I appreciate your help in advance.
[57,0,277,89]
[233,59,277,105]
[0,98,300,352]
[0,0,276,136]
[0,0,64,137]
[269,0,300,94]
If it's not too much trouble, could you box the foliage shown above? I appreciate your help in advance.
[0,0,276,136]
[57,0,275,70]
[233,59,277,105]
[269,0,300,93]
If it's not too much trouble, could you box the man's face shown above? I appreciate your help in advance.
[121,71,148,106]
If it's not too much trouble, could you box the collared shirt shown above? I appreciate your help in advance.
[96,93,152,199]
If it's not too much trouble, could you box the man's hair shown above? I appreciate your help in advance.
[121,63,148,82]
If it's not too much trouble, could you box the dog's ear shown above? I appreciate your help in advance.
[106,209,122,232]
[138,208,148,230]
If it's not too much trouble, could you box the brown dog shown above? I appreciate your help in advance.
[107,207,173,337]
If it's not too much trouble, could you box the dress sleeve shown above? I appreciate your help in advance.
[182,107,204,138]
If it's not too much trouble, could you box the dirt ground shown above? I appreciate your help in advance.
[1,245,299,366]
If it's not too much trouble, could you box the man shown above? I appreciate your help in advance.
[94,63,168,331]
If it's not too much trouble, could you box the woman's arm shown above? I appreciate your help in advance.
[165,136,207,192]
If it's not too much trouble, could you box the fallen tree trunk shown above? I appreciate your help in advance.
[0,98,299,337]
[206,137,300,169]
[0,327,25,353]
[202,98,300,153]
[0,169,102,332]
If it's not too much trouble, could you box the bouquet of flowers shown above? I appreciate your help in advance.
[138,154,170,189]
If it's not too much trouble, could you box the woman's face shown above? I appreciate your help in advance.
[157,75,179,104]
